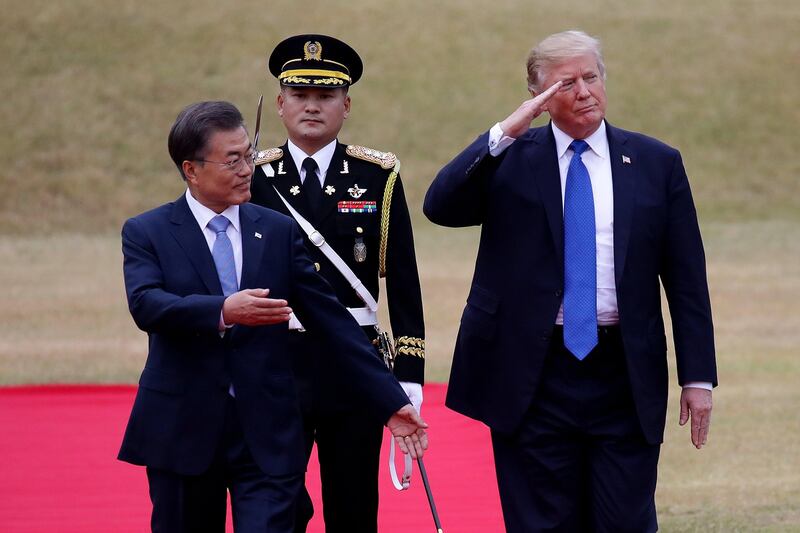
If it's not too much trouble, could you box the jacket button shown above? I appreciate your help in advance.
[356,226,364,234]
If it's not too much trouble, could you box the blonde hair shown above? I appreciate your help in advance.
[526,30,606,92]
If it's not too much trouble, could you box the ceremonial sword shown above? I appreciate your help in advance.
[253,95,263,151]
[417,456,443,532]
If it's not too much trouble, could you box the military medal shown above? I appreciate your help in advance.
[348,184,367,199]
[354,237,367,262]
[325,185,336,195]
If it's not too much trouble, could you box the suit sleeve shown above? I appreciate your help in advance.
[383,175,425,384]
[287,222,410,422]
[423,131,499,227]
[122,216,224,335]
[660,152,717,386]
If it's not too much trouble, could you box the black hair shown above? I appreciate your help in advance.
[167,101,245,180]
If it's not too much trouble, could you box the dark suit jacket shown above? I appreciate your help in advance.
[424,121,717,444]
[118,195,409,476]
[250,142,425,390]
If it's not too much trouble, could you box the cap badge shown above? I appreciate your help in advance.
[303,41,323,61]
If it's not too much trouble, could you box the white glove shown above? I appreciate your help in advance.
[399,381,423,414]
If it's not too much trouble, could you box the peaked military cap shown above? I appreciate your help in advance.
[268,34,363,88]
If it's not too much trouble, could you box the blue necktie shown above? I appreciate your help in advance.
[208,215,238,297]
[563,140,597,360]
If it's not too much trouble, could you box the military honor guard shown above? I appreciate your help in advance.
[249,35,426,533]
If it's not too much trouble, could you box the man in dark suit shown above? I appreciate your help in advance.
[249,35,425,533]
[424,30,717,532]
[118,100,427,533]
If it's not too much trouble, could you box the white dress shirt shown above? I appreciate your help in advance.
[185,189,243,395]
[490,121,618,325]
[286,138,337,186]
[185,189,243,288]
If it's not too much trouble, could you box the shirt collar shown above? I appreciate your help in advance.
[286,138,337,178]
[184,189,240,233]
[551,120,609,159]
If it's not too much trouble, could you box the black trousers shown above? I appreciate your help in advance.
[290,331,385,533]
[146,395,303,533]
[294,407,383,533]
[491,326,660,533]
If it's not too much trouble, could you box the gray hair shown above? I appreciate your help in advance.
[526,30,606,93]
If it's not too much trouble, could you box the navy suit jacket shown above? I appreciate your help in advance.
[424,122,716,444]
[118,195,408,476]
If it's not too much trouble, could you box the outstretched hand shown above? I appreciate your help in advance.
[387,404,429,459]
[679,387,713,449]
[222,288,292,326]
[499,80,563,138]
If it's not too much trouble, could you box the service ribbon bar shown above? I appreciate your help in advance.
[338,201,378,213]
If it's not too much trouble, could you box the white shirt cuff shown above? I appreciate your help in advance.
[488,123,517,157]
[683,381,713,391]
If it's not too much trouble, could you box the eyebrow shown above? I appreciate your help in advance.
[226,143,253,157]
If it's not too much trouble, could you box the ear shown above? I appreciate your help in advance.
[276,92,285,117]
[182,160,199,184]
[343,94,351,119]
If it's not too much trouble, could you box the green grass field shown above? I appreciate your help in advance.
[2,0,799,530]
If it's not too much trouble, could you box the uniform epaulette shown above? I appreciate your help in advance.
[254,147,283,165]
[346,145,397,170]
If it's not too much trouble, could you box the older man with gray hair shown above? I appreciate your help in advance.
[424,30,717,532]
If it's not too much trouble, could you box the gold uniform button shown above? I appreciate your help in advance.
[314,262,321,271]
[356,226,364,234]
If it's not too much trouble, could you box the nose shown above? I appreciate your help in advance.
[238,158,255,177]
[304,98,321,113]
[575,79,590,99]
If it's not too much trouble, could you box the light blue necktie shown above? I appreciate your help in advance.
[208,215,238,297]
[563,140,597,360]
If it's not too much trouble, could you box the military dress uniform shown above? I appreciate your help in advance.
[253,34,425,532]
[250,142,425,532]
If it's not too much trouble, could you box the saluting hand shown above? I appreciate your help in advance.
[498,80,563,139]
[387,404,429,459]
[222,288,292,326]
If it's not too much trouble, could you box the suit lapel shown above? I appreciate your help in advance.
[606,122,635,286]
[168,195,222,295]
[526,125,565,264]
[239,204,267,291]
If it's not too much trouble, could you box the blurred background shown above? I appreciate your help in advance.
[1,0,798,529]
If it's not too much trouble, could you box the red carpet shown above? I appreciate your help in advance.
[0,384,504,532]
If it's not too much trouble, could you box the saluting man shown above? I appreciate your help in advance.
[249,34,425,533]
